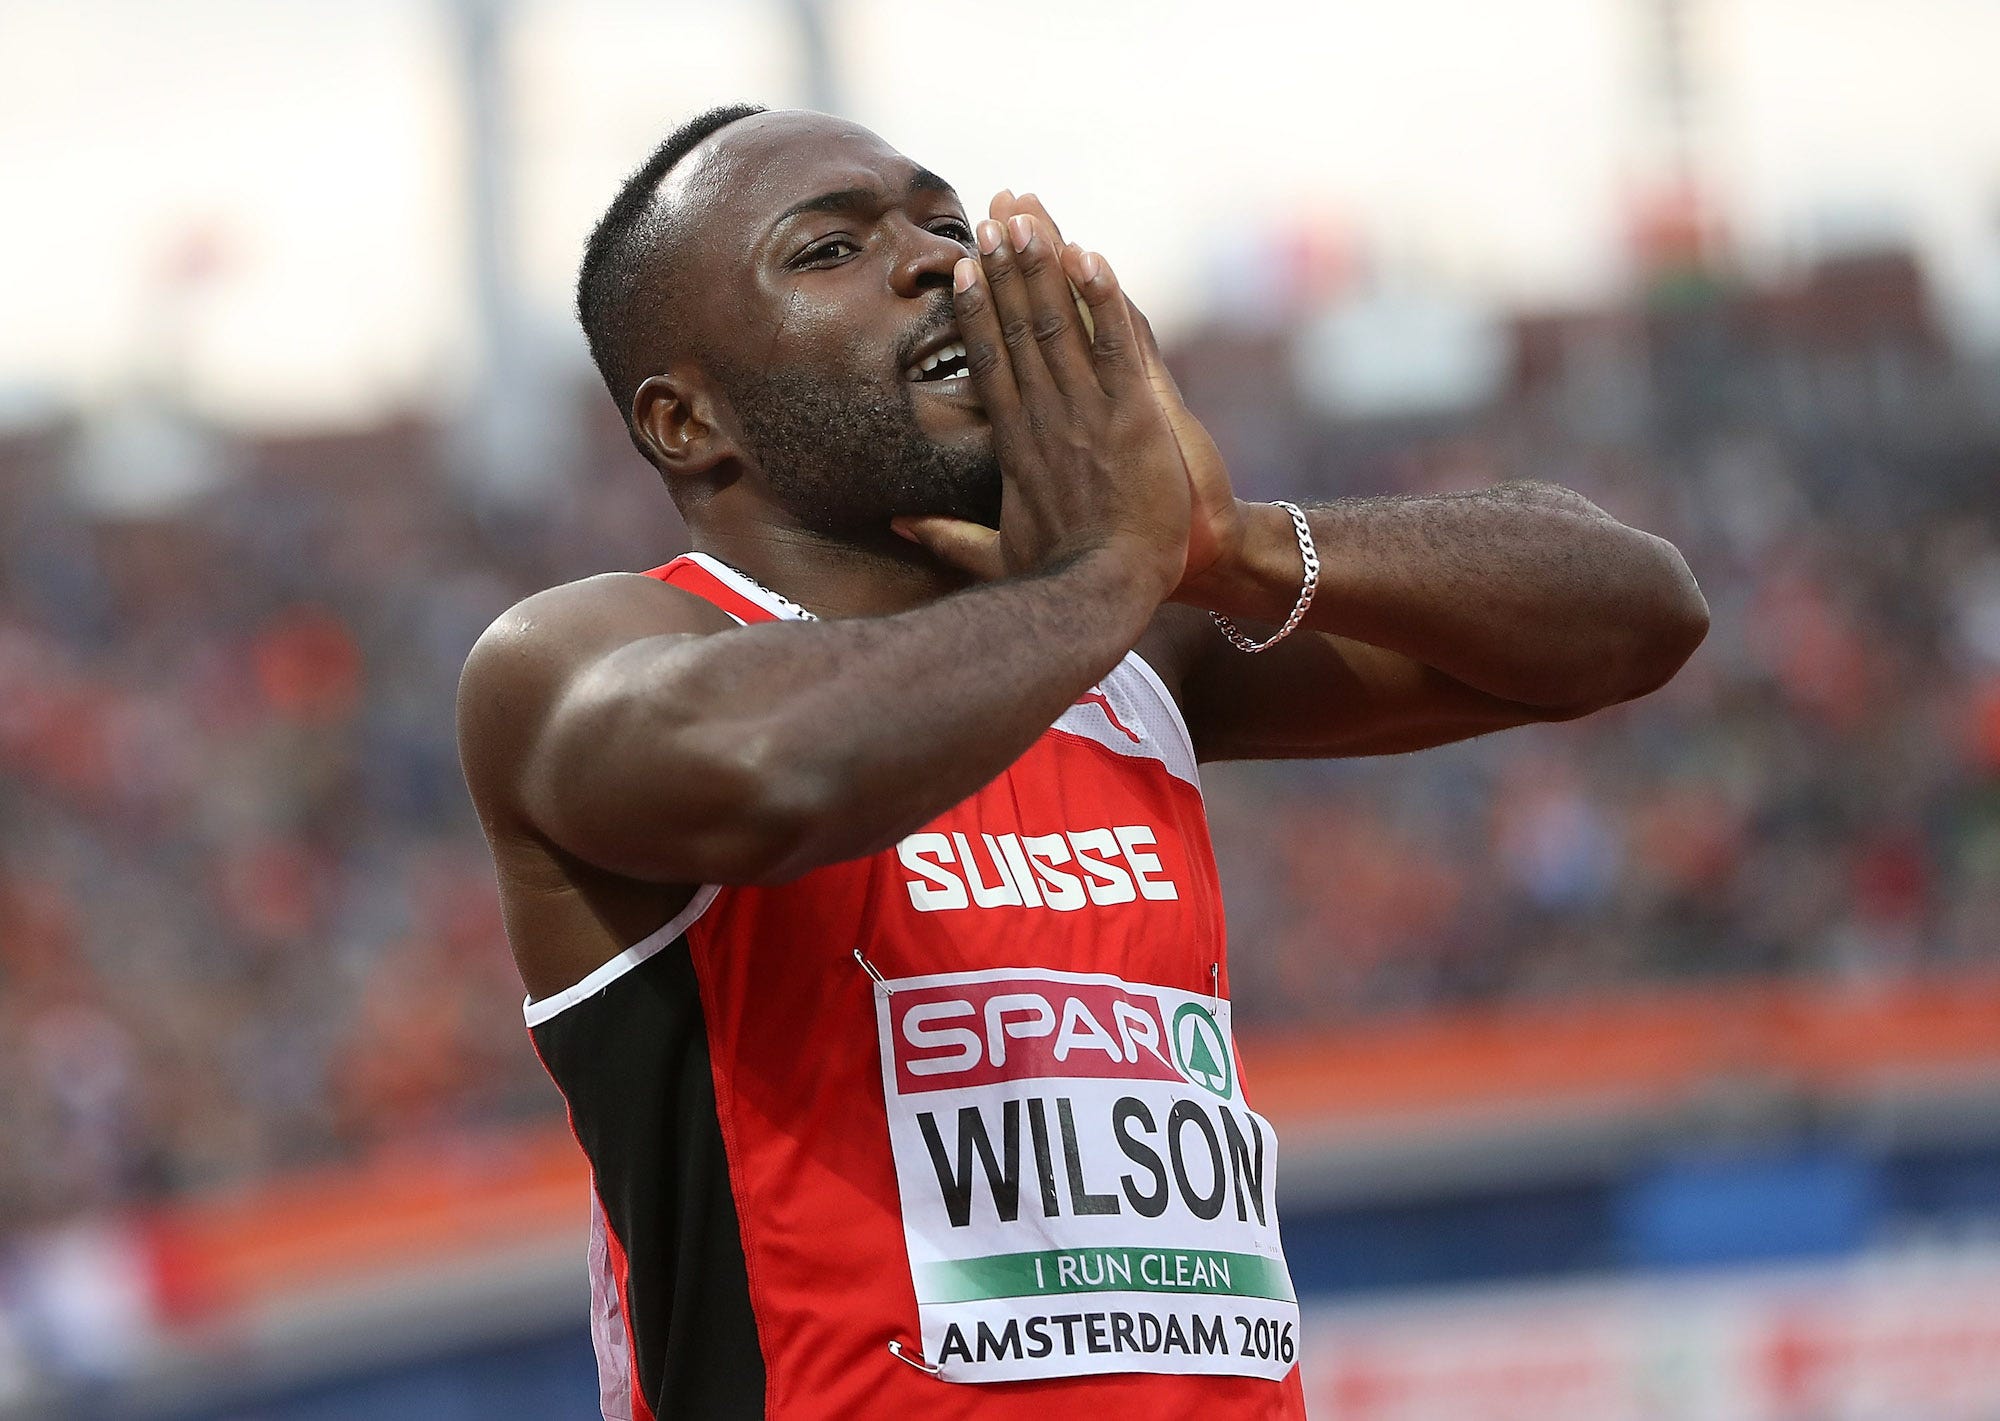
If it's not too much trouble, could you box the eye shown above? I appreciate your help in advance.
[795,237,861,267]
[929,218,974,246]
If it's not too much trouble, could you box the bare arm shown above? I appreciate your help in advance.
[459,552,1162,885]
[1164,482,1709,759]
[896,194,1708,763]
[1202,484,1706,709]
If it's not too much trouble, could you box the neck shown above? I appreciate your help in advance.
[688,522,972,619]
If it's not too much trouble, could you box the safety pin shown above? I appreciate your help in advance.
[854,949,891,992]
[1210,961,1221,1008]
[888,1339,943,1375]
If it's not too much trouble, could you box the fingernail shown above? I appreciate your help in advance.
[1079,251,1102,283]
[976,219,1003,255]
[1008,215,1033,252]
[953,257,976,292]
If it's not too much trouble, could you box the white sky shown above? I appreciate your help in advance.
[2,0,1997,426]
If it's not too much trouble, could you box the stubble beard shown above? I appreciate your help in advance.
[721,363,1002,539]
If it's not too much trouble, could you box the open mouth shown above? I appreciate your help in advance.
[906,340,970,384]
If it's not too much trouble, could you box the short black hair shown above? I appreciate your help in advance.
[576,103,766,449]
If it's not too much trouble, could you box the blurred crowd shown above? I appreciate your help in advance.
[1194,250,2000,1024]
[0,247,1996,1231]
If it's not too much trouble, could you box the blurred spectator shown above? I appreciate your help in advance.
[0,247,1997,1234]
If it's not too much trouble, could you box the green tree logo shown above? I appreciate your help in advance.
[1171,1003,1235,1100]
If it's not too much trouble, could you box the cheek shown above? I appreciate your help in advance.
[751,278,890,378]
[738,288,810,377]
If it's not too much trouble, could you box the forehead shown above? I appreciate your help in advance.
[662,110,950,244]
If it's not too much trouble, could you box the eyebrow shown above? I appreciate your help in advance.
[769,166,958,232]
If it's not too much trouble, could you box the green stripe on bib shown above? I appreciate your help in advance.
[918,1246,1296,1305]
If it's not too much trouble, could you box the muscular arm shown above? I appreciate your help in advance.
[458,551,1161,886]
[1166,482,1710,760]
[911,195,1706,764]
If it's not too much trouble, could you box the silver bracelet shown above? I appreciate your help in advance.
[1210,500,1319,653]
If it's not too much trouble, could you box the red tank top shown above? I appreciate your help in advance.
[528,553,1306,1420]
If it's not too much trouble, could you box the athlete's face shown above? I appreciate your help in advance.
[668,112,1000,536]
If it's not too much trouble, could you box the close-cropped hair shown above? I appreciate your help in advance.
[576,103,767,434]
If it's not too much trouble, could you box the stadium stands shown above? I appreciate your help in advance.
[2,243,1997,1415]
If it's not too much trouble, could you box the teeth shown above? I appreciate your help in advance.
[909,341,968,380]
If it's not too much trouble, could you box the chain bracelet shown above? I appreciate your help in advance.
[1210,500,1319,653]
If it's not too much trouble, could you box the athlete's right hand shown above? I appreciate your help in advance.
[892,214,1190,601]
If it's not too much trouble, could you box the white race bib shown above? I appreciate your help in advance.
[873,966,1299,1383]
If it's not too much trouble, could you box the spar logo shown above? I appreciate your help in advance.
[890,975,1233,1098]
[1172,1003,1234,1100]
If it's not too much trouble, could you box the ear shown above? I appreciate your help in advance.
[631,370,741,481]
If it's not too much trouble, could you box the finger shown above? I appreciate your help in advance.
[1015,194,1070,254]
[995,190,1070,254]
[1124,295,1186,410]
[1063,243,1097,341]
[1121,295,1173,385]
[1001,193,1086,332]
[891,516,1006,581]
[974,217,1060,412]
[1006,214,1099,400]
[993,189,1089,340]
[1103,285,1186,414]
[988,192,1094,346]
[950,254,1026,435]
[1061,247,1145,396]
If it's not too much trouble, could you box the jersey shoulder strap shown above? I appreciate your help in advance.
[644,552,782,626]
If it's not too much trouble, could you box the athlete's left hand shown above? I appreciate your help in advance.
[983,191,1248,608]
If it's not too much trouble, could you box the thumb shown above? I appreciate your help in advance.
[1127,300,1186,411]
[891,517,1007,582]
[1127,310,1208,463]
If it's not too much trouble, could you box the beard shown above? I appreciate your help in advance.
[718,360,1001,538]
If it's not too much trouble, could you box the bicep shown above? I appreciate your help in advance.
[1164,611,1560,762]
[457,577,780,884]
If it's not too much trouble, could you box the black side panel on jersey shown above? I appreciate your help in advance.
[531,940,767,1419]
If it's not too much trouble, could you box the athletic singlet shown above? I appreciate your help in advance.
[527,553,1306,1421]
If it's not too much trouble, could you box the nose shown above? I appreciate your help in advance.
[890,218,972,300]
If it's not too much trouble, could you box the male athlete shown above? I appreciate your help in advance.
[457,105,1708,1421]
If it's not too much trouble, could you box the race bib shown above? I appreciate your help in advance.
[873,966,1299,1383]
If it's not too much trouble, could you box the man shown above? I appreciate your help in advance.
[456,104,1707,1421]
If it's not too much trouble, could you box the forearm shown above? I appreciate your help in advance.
[1191,483,1709,710]
[556,548,1162,881]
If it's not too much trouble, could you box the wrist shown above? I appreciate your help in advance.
[1094,533,1182,607]
[1176,500,1304,620]
[1046,537,1177,631]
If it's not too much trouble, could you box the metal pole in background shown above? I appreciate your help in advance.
[782,0,842,116]
[444,0,841,507]
[447,0,565,504]
[1644,0,1705,213]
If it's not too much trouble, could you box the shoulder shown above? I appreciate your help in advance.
[456,572,737,808]
[464,570,734,672]
[459,571,735,715]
